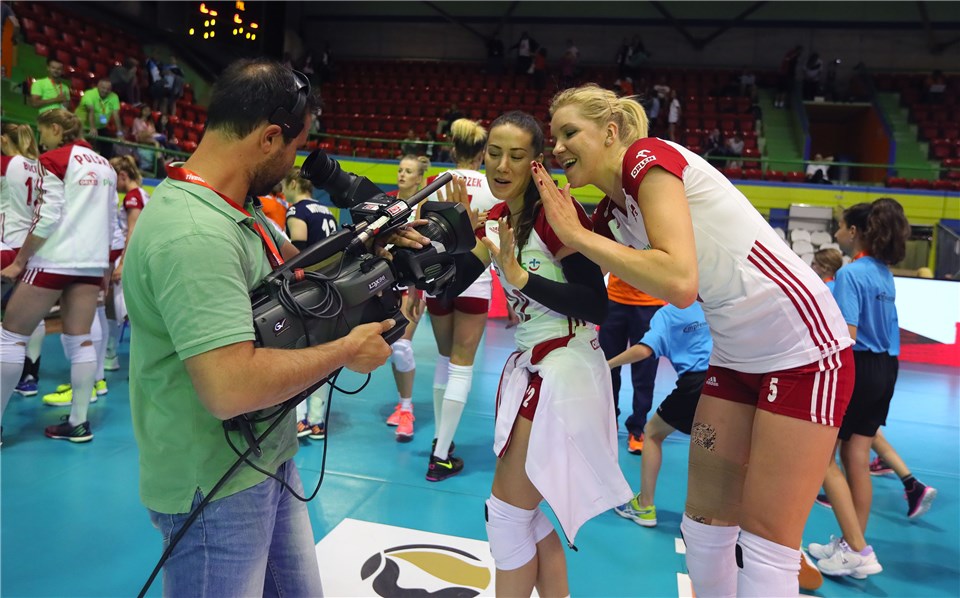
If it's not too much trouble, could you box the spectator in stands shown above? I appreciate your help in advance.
[667,89,681,142]
[652,76,670,101]
[30,57,69,115]
[560,42,578,89]
[145,56,164,111]
[803,52,824,100]
[805,153,834,184]
[531,47,548,90]
[435,103,463,137]
[487,35,505,75]
[109,57,140,105]
[925,69,946,104]
[725,133,744,168]
[614,77,635,98]
[400,128,421,156]
[642,86,660,136]
[131,105,164,170]
[739,68,757,98]
[776,45,803,108]
[510,31,536,76]
[160,57,186,116]
[615,38,632,78]
[626,35,650,79]
[703,127,725,166]
[75,79,123,158]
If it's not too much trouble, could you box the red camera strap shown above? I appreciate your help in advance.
[166,165,285,270]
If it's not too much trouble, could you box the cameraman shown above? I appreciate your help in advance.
[123,59,401,596]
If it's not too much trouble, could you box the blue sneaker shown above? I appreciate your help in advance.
[614,494,657,527]
[15,377,38,397]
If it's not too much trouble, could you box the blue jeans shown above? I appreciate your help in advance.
[148,460,322,597]
[598,301,662,437]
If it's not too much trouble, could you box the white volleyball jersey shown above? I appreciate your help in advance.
[594,137,851,373]
[29,140,116,270]
[1,154,40,248]
[427,168,501,300]
[484,200,596,352]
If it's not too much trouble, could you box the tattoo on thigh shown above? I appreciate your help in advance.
[689,515,706,523]
[691,423,717,451]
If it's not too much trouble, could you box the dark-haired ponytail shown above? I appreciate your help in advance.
[842,198,909,265]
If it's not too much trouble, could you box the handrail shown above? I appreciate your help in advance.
[862,66,898,177]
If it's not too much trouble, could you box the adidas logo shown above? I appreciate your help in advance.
[705,376,719,387]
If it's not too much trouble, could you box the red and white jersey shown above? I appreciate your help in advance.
[595,138,851,373]
[427,168,501,299]
[29,140,116,270]
[118,186,150,239]
[1,154,40,248]
[485,200,595,352]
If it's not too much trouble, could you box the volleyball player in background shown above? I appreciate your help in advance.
[422,118,500,478]
[439,110,631,594]
[282,167,339,441]
[1,109,117,444]
[1,123,45,400]
[383,155,431,441]
[810,199,935,579]
[536,85,854,596]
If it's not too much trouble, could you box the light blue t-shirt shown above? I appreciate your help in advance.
[832,256,900,356]
[638,303,713,375]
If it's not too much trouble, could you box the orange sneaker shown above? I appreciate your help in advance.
[628,433,644,455]
[396,410,414,442]
[386,402,403,426]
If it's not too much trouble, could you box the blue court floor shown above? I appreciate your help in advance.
[1,318,958,597]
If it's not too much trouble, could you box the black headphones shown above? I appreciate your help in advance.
[268,69,310,139]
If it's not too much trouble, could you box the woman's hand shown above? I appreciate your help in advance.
[437,176,479,231]
[531,161,586,248]
[401,291,425,324]
[0,262,23,284]
[111,260,124,284]
[481,217,528,289]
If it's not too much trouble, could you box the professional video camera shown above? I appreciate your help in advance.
[250,149,476,353]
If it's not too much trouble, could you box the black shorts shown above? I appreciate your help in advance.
[656,370,707,435]
[838,350,899,441]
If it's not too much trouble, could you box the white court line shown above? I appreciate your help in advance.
[677,573,694,598]
[675,537,686,554]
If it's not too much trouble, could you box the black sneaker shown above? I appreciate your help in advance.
[431,438,455,455]
[906,481,937,519]
[426,454,463,482]
[815,493,832,509]
[44,416,93,443]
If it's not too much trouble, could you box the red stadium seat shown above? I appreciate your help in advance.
[908,178,932,189]
[742,148,760,169]
[765,170,785,181]
[34,42,49,57]
[723,166,743,179]
[742,168,763,180]
[885,177,908,188]
[785,171,805,183]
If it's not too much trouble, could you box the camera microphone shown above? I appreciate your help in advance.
[352,171,454,246]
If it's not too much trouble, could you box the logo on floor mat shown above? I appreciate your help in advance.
[361,544,490,598]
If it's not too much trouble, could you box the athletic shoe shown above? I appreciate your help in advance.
[14,377,38,397]
[614,494,657,527]
[808,535,843,560]
[627,433,644,455]
[42,385,98,406]
[869,456,894,476]
[906,481,937,519]
[395,410,414,442]
[426,454,464,482]
[431,438,455,455]
[94,379,108,396]
[816,541,882,579]
[815,493,832,509]
[104,355,120,371]
[308,422,326,440]
[44,416,94,443]
[386,402,408,426]
[297,419,312,438]
[799,548,823,591]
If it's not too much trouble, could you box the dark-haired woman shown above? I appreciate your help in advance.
[0,109,116,443]
[808,199,917,579]
[439,110,631,596]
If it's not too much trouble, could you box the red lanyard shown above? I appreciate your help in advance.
[165,165,284,270]
[852,251,867,262]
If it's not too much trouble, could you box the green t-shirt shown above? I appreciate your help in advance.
[74,88,120,129]
[30,77,69,114]
[123,174,297,514]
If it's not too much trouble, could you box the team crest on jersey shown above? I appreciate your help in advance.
[78,171,99,186]
[527,258,540,272]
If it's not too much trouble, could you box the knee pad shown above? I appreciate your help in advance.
[531,506,555,544]
[433,355,451,389]
[391,339,415,373]
[0,326,31,364]
[61,334,96,364]
[444,363,473,405]
[685,445,747,523]
[485,495,538,571]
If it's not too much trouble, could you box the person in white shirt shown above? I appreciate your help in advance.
[538,84,854,597]
[1,109,116,444]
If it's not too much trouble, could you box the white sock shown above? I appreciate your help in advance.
[1,327,31,424]
[433,363,472,460]
[681,514,740,598]
[432,356,451,434]
[68,359,97,426]
[27,320,46,362]
[105,317,118,358]
[296,400,307,422]
[93,305,108,381]
[736,530,800,597]
[400,397,413,412]
[307,385,330,425]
